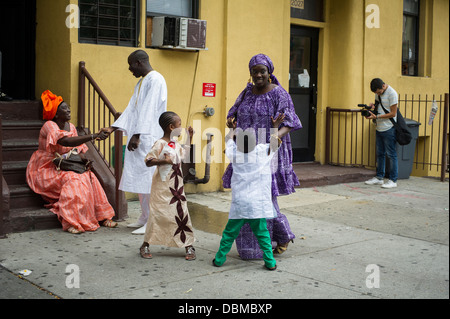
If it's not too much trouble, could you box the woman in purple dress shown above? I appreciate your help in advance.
[223,54,302,259]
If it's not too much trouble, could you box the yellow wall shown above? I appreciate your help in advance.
[312,0,449,176]
[35,0,449,193]
[317,0,449,178]
[322,0,449,109]
[45,0,292,194]
[35,0,72,104]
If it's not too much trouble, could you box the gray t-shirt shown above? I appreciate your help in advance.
[375,85,398,132]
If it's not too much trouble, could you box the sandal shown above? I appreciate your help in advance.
[67,226,82,234]
[103,219,118,228]
[185,246,196,261]
[273,240,293,255]
[265,264,277,271]
[140,243,153,259]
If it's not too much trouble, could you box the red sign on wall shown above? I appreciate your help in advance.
[202,83,216,97]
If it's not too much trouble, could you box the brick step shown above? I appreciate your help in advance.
[0,100,41,121]
[1,139,38,161]
[2,119,44,140]
[8,207,59,233]
[8,184,46,210]
[1,161,29,185]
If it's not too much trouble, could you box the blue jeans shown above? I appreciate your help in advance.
[376,127,398,182]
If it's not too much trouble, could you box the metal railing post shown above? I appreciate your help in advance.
[325,107,331,164]
[0,114,4,238]
[441,93,449,182]
[114,113,124,220]
[78,62,86,130]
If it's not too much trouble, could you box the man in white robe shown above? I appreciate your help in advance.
[105,50,167,234]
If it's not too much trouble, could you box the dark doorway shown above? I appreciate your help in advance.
[289,26,319,162]
[0,0,36,100]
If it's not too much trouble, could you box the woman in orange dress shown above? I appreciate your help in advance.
[26,90,117,234]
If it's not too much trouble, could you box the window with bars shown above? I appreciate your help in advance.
[146,0,198,18]
[402,0,420,76]
[79,0,139,47]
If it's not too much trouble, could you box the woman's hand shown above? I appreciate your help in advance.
[79,153,93,170]
[226,117,236,129]
[271,113,285,128]
[95,129,109,141]
[101,127,116,135]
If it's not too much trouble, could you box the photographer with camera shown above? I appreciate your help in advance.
[363,78,399,189]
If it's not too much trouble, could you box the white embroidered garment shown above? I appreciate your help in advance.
[225,139,277,220]
[112,71,167,193]
[143,139,195,248]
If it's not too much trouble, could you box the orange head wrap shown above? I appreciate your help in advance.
[41,90,63,120]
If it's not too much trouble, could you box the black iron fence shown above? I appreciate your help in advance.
[326,93,449,181]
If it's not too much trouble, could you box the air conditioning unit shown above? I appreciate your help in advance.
[151,17,207,50]
[151,16,179,47]
[178,18,207,49]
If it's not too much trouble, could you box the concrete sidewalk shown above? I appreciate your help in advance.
[0,177,448,300]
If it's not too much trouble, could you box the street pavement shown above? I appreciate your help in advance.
[0,177,448,301]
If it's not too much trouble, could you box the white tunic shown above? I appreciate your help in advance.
[225,139,277,220]
[112,71,167,194]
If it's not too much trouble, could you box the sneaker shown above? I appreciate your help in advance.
[365,177,384,185]
[381,180,397,189]
[131,224,146,235]
[127,222,145,228]
[0,91,13,101]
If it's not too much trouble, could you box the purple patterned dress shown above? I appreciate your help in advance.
[222,84,302,259]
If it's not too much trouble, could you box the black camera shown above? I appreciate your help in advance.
[358,100,379,117]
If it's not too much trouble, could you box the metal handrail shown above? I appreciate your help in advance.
[78,61,125,219]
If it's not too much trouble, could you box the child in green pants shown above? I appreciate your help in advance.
[214,219,276,270]
[213,114,285,270]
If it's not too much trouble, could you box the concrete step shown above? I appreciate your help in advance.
[293,162,375,188]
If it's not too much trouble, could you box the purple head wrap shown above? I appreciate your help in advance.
[248,54,280,86]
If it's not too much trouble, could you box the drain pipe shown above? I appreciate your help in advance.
[193,133,213,185]
[185,133,213,185]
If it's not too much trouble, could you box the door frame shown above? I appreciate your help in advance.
[0,0,36,100]
[289,25,319,162]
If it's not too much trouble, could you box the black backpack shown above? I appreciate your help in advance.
[378,96,412,146]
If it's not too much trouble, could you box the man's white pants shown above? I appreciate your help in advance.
[138,193,150,225]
